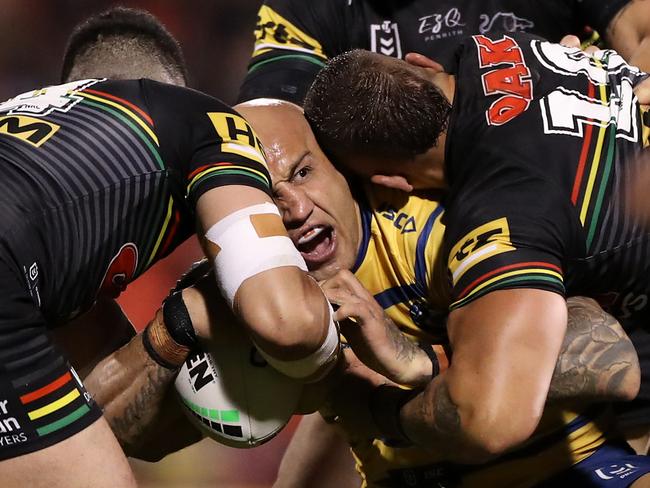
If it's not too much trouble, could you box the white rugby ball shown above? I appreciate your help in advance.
[174,321,303,448]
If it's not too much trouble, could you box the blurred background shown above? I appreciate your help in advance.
[0,0,299,486]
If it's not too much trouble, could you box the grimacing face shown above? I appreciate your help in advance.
[236,102,361,281]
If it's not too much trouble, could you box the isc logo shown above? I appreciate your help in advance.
[379,204,417,234]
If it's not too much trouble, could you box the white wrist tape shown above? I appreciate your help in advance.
[205,202,307,306]
[257,301,340,382]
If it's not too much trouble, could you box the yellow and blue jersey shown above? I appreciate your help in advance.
[349,184,609,488]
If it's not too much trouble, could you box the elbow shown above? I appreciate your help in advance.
[240,285,331,361]
[455,393,543,461]
[461,414,540,462]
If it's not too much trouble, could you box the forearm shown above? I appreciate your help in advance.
[398,375,482,462]
[547,297,640,402]
[84,328,180,455]
[197,186,338,381]
[387,290,565,462]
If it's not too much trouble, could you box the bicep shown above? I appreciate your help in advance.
[446,289,567,421]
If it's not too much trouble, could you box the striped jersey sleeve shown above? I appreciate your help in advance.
[142,80,272,207]
[444,179,571,311]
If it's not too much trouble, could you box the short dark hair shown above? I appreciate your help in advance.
[304,50,451,160]
[60,7,188,84]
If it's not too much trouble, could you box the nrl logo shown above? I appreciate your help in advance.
[370,21,402,58]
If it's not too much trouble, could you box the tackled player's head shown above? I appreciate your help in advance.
[237,100,361,282]
[60,7,188,86]
[304,49,451,190]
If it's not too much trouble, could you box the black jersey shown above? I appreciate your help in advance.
[442,33,650,318]
[238,0,630,105]
[0,78,270,324]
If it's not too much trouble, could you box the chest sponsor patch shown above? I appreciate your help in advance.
[448,217,515,285]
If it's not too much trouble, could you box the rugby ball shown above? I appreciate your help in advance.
[174,321,303,448]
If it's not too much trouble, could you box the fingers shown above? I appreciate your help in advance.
[405,52,444,72]
[321,269,372,298]
[559,34,598,55]
[559,35,581,49]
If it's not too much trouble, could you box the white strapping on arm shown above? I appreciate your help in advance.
[256,300,340,382]
[204,202,307,307]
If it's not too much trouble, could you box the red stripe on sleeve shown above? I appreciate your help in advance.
[84,89,154,126]
[457,261,562,299]
[187,162,232,180]
[20,371,72,404]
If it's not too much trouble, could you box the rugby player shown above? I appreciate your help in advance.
[239,0,650,106]
[301,34,650,468]
[235,100,650,487]
[0,8,339,487]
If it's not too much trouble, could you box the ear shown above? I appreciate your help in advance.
[370,174,414,193]
[405,52,444,73]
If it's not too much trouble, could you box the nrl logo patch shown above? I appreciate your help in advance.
[370,21,402,58]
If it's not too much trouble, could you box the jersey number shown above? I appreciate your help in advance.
[532,41,640,141]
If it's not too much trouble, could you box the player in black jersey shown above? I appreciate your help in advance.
[238,0,650,106]
[238,101,649,487]
[303,35,650,467]
[0,8,340,488]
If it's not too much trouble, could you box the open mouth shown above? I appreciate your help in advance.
[295,225,336,267]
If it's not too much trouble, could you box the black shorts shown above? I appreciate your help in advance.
[0,257,101,460]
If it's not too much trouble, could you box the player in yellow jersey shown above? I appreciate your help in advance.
[233,100,650,488]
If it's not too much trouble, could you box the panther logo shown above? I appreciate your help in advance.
[99,242,138,298]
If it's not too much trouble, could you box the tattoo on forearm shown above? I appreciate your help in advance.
[384,313,421,362]
[108,363,176,449]
[548,297,638,401]
[431,382,461,437]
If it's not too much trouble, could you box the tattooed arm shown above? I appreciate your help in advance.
[332,289,639,463]
[548,296,640,402]
[80,278,221,460]
[82,321,202,460]
[388,295,640,463]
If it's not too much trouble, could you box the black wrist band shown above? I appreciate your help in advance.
[369,385,419,447]
[162,291,197,348]
[172,259,212,293]
[418,342,440,378]
[142,327,180,370]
